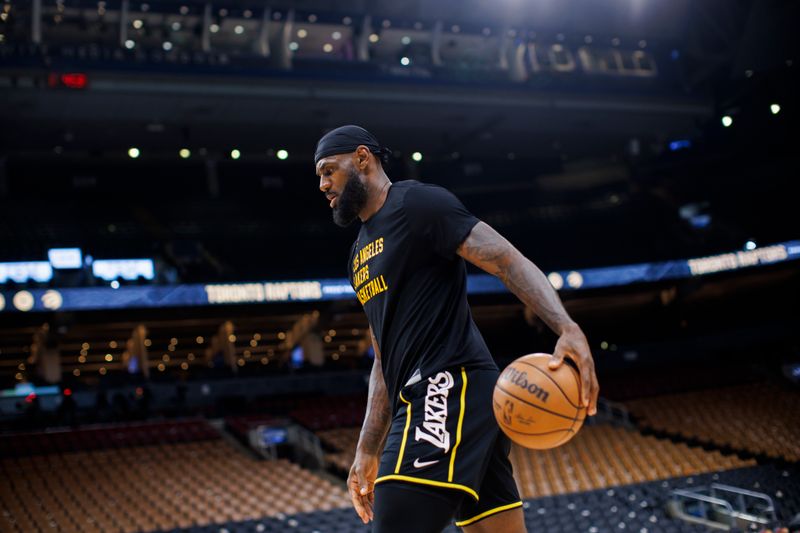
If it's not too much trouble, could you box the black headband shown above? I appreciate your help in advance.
[314,125,390,165]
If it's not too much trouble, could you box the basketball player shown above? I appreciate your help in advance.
[315,126,599,532]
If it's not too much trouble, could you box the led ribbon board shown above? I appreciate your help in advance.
[1,241,798,313]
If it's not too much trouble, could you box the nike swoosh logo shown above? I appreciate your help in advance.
[413,458,439,468]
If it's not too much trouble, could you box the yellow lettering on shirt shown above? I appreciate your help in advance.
[352,237,388,306]
[356,275,389,305]
[355,237,384,271]
[353,265,369,287]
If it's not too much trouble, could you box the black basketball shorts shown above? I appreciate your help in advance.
[374,366,522,527]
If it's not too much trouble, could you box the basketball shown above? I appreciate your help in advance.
[493,353,586,449]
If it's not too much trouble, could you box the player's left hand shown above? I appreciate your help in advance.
[549,323,599,416]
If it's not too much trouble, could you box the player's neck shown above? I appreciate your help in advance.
[359,177,392,222]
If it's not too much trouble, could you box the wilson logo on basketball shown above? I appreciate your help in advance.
[501,367,550,403]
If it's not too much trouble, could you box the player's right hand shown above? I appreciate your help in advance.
[347,452,379,524]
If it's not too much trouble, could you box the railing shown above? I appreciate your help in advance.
[668,483,777,531]
[287,424,325,470]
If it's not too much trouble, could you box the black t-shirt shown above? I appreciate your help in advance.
[348,180,497,413]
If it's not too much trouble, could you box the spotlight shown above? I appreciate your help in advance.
[547,272,564,290]
[411,151,422,162]
[234,25,244,35]
[289,42,299,51]
[332,31,342,40]
[124,39,135,49]
[297,28,307,38]
[162,41,173,51]
[132,19,143,29]
[110,280,120,289]
[567,271,584,289]
[277,149,289,160]
[128,147,140,159]
[401,36,411,45]
[209,23,220,33]
[721,115,733,127]
[400,56,410,66]
[745,240,757,251]
[323,43,333,53]
[230,149,241,160]
[770,103,781,115]
[369,33,379,43]
[179,148,190,159]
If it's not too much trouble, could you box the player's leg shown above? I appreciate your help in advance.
[372,481,463,533]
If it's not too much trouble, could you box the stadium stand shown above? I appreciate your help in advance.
[0,419,217,457]
[627,383,800,462]
[0,314,372,387]
[1,394,796,532]
[123,464,798,533]
[510,424,755,498]
[0,422,350,533]
[313,424,756,498]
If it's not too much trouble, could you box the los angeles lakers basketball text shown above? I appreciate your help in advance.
[352,237,388,305]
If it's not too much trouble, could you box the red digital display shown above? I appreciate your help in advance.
[60,73,88,89]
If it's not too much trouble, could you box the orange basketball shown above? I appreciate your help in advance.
[493,353,586,449]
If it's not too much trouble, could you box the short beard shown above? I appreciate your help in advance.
[332,166,368,227]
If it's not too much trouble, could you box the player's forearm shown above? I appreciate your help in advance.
[500,250,577,336]
[356,356,391,456]
[458,222,576,336]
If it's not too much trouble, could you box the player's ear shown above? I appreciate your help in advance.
[354,145,371,171]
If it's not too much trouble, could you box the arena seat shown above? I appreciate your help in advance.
[627,383,800,462]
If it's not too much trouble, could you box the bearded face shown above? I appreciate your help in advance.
[332,164,369,227]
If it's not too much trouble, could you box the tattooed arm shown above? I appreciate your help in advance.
[457,221,599,414]
[348,327,390,524]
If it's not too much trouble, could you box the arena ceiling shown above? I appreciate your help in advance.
[1,73,710,160]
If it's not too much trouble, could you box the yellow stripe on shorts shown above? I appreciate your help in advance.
[394,392,412,474]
